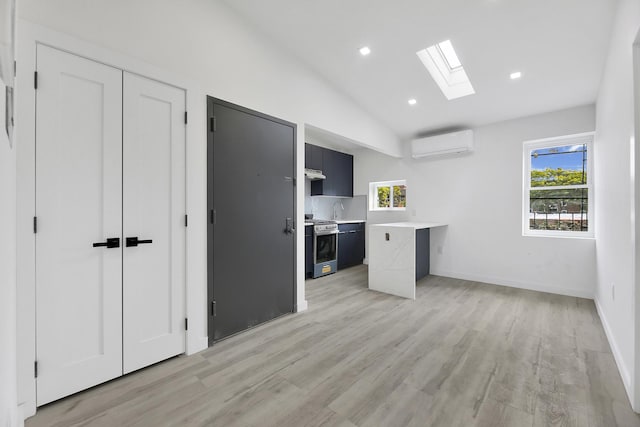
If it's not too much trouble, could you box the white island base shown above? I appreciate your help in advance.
[368,222,447,299]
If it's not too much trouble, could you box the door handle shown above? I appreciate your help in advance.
[126,237,153,247]
[93,237,120,248]
[284,218,295,234]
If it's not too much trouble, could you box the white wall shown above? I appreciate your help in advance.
[0,77,20,425]
[15,0,399,417]
[355,104,597,299]
[593,0,640,408]
[17,0,400,157]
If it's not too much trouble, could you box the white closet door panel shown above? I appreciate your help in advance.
[122,72,186,374]
[35,45,123,406]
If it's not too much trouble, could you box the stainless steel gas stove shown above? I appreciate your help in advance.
[311,219,338,278]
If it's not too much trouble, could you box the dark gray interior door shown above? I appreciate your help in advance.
[207,97,296,344]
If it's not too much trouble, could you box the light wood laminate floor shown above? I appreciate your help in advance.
[27,265,640,427]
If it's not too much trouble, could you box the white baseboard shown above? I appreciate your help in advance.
[18,401,33,423]
[16,404,25,427]
[430,269,594,300]
[186,335,208,356]
[297,300,308,312]
[594,297,633,405]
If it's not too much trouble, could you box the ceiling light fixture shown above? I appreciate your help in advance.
[359,46,371,56]
[510,71,522,80]
[416,40,475,100]
[408,99,417,106]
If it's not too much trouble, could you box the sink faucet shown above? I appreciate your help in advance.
[332,201,344,220]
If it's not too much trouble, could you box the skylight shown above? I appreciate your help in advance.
[436,40,462,70]
[416,40,475,100]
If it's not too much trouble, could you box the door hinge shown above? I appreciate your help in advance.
[210,209,216,225]
[33,216,37,234]
[34,71,38,90]
[210,116,216,132]
[184,111,188,125]
[185,214,188,227]
[13,61,16,76]
[34,361,38,378]
[211,300,216,317]
[185,318,188,331]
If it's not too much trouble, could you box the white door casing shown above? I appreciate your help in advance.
[35,45,123,406]
[122,72,186,374]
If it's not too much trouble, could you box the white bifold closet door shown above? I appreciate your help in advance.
[35,45,186,406]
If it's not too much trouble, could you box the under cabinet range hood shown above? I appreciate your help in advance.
[305,168,326,180]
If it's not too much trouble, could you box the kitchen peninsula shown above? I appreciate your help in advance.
[368,222,447,299]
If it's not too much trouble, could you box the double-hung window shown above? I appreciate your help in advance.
[369,180,407,211]
[523,132,594,237]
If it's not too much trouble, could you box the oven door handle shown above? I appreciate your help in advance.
[316,231,339,236]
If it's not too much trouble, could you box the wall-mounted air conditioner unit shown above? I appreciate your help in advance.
[410,129,474,159]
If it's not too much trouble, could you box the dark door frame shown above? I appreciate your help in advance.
[206,96,297,346]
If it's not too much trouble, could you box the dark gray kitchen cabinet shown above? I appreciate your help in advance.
[305,225,313,278]
[309,145,353,197]
[415,228,430,281]
[330,150,354,197]
[337,223,365,270]
[305,143,323,171]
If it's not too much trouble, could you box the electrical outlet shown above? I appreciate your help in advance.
[612,284,615,300]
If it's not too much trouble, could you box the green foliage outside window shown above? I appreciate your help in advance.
[377,185,406,209]
[531,168,586,187]
[377,186,390,208]
[393,185,406,207]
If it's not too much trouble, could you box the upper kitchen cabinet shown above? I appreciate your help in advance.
[308,144,353,197]
[305,143,324,171]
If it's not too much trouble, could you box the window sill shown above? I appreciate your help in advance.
[370,208,407,212]
[523,231,594,240]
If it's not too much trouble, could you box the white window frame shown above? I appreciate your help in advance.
[522,132,594,238]
[369,180,407,211]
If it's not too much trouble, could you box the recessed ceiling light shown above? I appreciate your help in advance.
[408,99,417,106]
[359,46,371,56]
[510,71,522,80]
[416,40,475,100]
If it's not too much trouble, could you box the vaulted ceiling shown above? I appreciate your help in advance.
[222,0,617,140]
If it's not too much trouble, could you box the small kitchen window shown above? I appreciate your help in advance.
[369,180,407,211]
[523,132,594,238]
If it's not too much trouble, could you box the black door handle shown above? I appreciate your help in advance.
[126,237,153,247]
[93,237,120,248]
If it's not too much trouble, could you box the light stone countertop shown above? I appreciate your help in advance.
[370,221,447,229]
[304,220,366,226]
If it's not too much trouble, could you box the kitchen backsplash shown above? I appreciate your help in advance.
[305,180,367,220]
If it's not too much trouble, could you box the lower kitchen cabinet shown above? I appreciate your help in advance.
[415,228,430,281]
[305,225,313,278]
[338,223,365,270]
